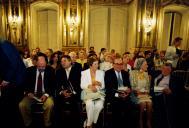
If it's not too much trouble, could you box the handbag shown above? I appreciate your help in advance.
[81,89,105,101]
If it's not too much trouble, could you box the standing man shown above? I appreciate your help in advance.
[56,55,81,128]
[0,39,26,127]
[165,37,182,68]
[19,53,55,128]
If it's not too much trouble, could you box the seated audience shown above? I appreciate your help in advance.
[122,52,132,72]
[154,50,166,70]
[69,51,83,72]
[49,52,61,72]
[99,48,107,63]
[76,50,87,68]
[100,52,113,71]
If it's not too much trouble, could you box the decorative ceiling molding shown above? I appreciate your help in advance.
[0,0,61,4]
[89,0,134,6]
[0,0,134,5]
[161,0,189,7]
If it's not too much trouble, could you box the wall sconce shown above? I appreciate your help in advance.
[64,0,83,46]
[143,17,155,33]
[8,15,21,29]
[67,12,79,32]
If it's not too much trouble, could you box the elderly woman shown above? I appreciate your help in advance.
[100,52,113,71]
[80,56,105,128]
[130,58,152,128]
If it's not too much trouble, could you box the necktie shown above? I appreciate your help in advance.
[117,72,123,87]
[37,71,42,97]
[156,75,164,86]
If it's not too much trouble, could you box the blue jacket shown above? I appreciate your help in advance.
[0,40,26,86]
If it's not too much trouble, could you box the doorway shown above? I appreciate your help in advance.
[30,1,60,52]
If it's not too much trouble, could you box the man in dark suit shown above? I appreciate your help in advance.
[0,40,26,127]
[56,55,82,128]
[19,53,55,128]
[152,63,185,128]
[105,55,133,128]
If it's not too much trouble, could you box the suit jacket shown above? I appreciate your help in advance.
[151,71,185,128]
[83,62,89,71]
[105,68,131,102]
[56,65,82,100]
[72,62,82,72]
[0,40,26,86]
[24,66,56,97]
[151,71,185,100]
[80,69,105,90]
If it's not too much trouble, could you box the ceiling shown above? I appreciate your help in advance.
[0,0,133,5]
[164,4,189,14]
[1,0,189,7]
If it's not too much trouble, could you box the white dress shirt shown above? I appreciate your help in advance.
[34,69,49,97]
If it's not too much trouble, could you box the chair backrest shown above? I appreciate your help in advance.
[172,70,189,85]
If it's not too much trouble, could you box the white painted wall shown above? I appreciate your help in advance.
[89,7,108,54]
[110,7,127,54]
[180,11,189,50]
[126,0,138,52]
[89,6,129,54]
[161,13,172,50]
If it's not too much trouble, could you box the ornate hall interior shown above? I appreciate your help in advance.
[0,1,189,128]
[0,0,189,53]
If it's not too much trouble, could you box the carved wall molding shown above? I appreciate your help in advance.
[89,0,134,5]
[161,0,189,7]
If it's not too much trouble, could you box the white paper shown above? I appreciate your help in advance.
[154,86,165,92]
[118,86,128,91]
[33,96,42,102]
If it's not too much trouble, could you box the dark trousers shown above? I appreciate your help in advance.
[55,96,81,128]
[153,94,175,128]
[0,85,23,128]
[112,98,135,128]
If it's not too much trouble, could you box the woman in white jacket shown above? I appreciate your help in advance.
[80,56,105,128]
